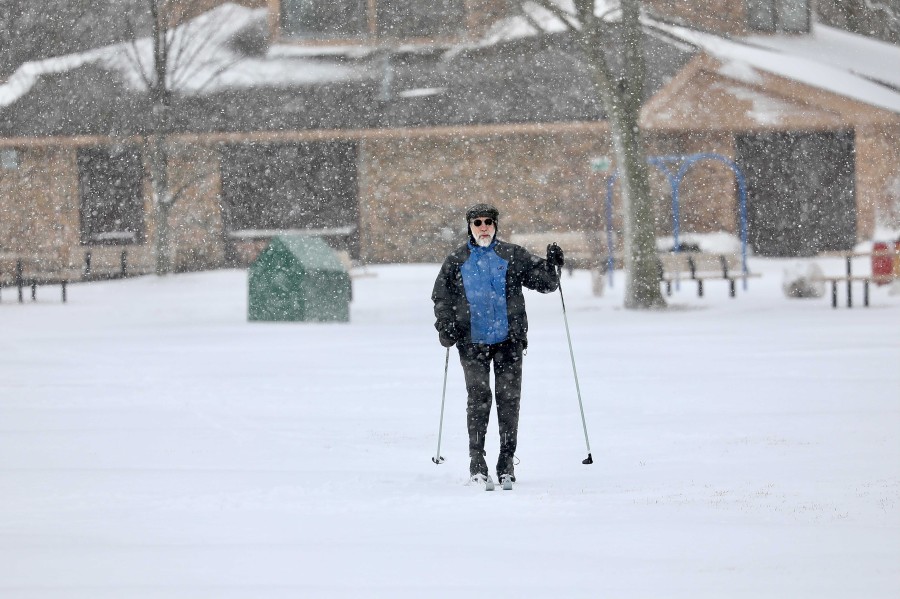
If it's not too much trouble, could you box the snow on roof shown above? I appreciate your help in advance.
[0,3,361,110]
[0,48,105,109]
[651,20,900,114]
[744,24,900,91]
[477,6,900,115]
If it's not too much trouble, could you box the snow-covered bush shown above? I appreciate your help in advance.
[782,261,825,299]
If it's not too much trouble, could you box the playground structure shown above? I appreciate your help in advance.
[604,153,750,289]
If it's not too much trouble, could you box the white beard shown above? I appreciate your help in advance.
[474,232,494,247]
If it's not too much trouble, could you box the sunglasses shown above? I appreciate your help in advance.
[471,218,494,227]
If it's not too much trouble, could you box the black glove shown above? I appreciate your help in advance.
[437,322,460,347]
[546,243,565,267]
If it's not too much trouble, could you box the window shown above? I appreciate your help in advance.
[777,0,809,33]
[280,0,466,41]
[1,148,20,170]
[77,146,145,245]
[747,0,810,33]
[220,141,358,232]
[281,0,367,39]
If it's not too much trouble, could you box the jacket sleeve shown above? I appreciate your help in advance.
[431,257,460,334]
[521,248,560,293]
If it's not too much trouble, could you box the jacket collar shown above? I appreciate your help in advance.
[467,237,498,252]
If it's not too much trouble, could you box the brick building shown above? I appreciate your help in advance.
[1,0,898,272]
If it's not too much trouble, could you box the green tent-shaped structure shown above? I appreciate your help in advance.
[248,236,351,322]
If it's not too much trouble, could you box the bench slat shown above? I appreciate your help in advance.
[657,251,758,298]
[0,249,154,303]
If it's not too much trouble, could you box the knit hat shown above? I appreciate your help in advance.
[465,203,499,226]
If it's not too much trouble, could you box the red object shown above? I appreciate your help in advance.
[872,241,900,285]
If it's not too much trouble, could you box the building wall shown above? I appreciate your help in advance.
[644,53,900,245]
[358,130,613,263]
[0,146,79,262]
[167,144,227,271]
[645,132,740,240]
[2,120,898,271]
[856,124,900,236]
[643,0,750,35]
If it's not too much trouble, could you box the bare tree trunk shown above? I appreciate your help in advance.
[577,0,665,309]
[136,0,238,274]
[149,125,173,275]
[148,0,173,275]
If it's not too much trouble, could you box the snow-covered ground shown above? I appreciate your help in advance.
[1,257,898,598]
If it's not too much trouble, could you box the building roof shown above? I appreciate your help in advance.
[6,2,896,141]
[0,3,694,139]
[650,20,900,114]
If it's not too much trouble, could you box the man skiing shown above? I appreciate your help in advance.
[431,203,564,488]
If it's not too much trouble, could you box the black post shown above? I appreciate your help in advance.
[16,259,23,303]
[864,280,869,307]
[120,250,128,277]
[846,256,852,308]
[85,251,92,278]
[61,281,67,303]
[831,281,837,308]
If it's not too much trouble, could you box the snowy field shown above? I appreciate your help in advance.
[1,257,898,598]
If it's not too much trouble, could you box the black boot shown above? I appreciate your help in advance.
[469,450,488,479]
[496,452,516,482]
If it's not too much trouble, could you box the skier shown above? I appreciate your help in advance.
[431,203,564,487]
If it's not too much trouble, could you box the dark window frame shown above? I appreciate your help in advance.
[220,140,359,234]
[77,145,146,246]
[746,0,811,33]
[1,148,21,170]
[280,0,369,40]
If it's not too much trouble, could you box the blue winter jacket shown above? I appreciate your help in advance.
[460,239,509,344]
[432,239,559,348]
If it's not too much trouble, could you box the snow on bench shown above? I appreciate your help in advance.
[658,251,759,298]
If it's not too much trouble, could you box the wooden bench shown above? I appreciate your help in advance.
[81,247,141,280]
[0,249,152,303]
[813,249,898,308]
[810,274,893,308]
[0,254,74,302]
[658,252,760,298]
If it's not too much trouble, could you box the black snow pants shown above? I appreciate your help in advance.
[457,338,524,461]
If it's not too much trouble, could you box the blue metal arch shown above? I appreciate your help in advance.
[603,153,750,289]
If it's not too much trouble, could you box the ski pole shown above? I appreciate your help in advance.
[555,260,593,465]
[432,346,450,464]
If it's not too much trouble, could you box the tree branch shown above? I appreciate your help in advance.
[523,0,581,31]
[168,5,241,93]
[508,0,557,34]
[862,0,900,31]
[168,162,215,205]
[122,15,154,91]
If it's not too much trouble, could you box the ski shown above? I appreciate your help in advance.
[470,474,495,491]
[500,475,514,490]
